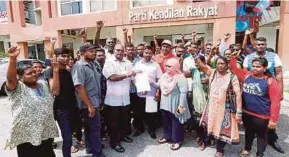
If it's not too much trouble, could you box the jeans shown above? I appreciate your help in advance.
[56,109,73,157]
[81,108,102,157]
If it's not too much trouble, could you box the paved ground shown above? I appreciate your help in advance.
[1,90,289,157]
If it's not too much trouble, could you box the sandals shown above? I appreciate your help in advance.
[76,140,85,147]
[71,146,79,153]
[158,137,169,144]
[215,152,224,157]
[195,137,201,143]
[170,143,182,151]
[199,142,207,151]
[239,149,250,157]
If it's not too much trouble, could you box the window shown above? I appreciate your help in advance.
[132,0,167,8]
[0,0,8,24]
[90,0,116,12]
[60,0,82,16]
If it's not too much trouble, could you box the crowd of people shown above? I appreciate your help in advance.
[3,21,285,157]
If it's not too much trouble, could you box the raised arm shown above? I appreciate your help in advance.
[249,29,255,48]
[219,33,230,56]
[195,57,212,76]
[180,34,185,45]
[48,57,60,96]
[6,47,20,91]
[229,57,249,82]
[49,37,57,59]
[93,21,103,46]
[128,35,132,44]
[191,30,197,44]
[123,28,128,46]
[206,50,213,65]
[79,28,87,45]
[153,34,160,49]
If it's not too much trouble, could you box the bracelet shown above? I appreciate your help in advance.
[236,110,242,116]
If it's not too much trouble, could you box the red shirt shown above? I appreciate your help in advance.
[153,52,176,73]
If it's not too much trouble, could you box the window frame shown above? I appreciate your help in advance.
[58,0,117,17]
[58,0,83,16]
[130,0,172,9]
[89,0,117,13]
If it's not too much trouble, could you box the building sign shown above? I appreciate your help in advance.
[0,1,8,24]
[129,5,218,23]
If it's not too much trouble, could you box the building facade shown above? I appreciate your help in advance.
[0,0,288,68]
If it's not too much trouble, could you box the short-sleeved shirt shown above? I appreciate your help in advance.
[243,51,282,76]
[133,59,163,98]
[103,56,133,106]
[44,69,77,110]
[183,55,196,91]
[72,59,101,109]
[5,81,58,149]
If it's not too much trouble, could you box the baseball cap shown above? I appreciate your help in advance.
[161,40,172,47]
[79,44,97,53]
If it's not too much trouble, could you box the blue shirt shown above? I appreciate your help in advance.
[72,59,101,109]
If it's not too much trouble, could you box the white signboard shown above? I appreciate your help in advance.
[129,5,218,23]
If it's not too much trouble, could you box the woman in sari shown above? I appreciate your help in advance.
[195,56,242,157]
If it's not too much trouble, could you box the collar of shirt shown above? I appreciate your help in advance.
[253,51,268,57]
[140,58,154,64]
[113,56,126,63]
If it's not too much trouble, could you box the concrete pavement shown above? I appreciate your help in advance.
[1,94,289,157]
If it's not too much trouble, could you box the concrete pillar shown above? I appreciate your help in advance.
[278,1,289,69]
[213,17,236,45]
[17,42,29,59]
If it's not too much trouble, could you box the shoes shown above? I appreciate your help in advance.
[112,145,125,153]
[133,130,144,137]
[269,141,285,154]
[170,143,182,151]
[158,137,170,144]
[149,132,156,139]
[52,142,57,149]
[121,136,133,143]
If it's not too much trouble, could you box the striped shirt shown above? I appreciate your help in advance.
[243,51,282,76]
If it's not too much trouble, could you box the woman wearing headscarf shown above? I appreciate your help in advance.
[196,56,242,157]
[157,58,191,150]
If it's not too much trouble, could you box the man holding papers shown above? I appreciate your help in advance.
[133,46,163,139]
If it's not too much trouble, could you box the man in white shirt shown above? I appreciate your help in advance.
[133,46,163,139]
[103,44,136,153]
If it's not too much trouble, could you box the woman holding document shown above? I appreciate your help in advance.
[158,58,191,150]
[133,46,163,139]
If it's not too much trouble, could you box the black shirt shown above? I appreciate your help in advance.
[44,69,77,110]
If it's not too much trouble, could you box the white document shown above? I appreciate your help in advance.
[145,97,158,113]
[135,72,151,92]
